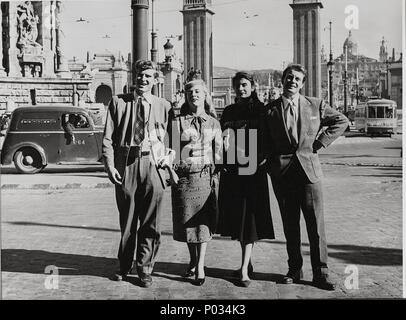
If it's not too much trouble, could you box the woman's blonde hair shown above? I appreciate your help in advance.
[180,79,217,118]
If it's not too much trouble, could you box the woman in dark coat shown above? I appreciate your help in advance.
[218,71,275,287]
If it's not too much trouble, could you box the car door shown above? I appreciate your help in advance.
[59,112,100,162]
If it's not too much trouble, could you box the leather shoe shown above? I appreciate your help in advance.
[111,269,130,281]
[282,269,303,284]
[138,272,153,288]
[312,275,336,291]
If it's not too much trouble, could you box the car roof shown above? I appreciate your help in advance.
[12,105,89,114]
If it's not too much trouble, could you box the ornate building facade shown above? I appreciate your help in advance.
[68,52,131,107]
[321,32,402,110]
[0,1,92,111]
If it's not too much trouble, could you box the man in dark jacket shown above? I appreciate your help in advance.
[265,64,349,290]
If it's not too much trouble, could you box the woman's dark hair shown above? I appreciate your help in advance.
[232,71,260,102]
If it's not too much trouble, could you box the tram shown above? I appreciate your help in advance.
[354,98,398,136]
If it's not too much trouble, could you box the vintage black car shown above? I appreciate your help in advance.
[1,105,104,173]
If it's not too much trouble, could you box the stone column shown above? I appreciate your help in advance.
[0,1,6,76]
[39,1,56,77]
[131,0,149,73]
[55,1,71,78]
[8,1,21,77]
[290,0,323,97]
[181,0,214,91]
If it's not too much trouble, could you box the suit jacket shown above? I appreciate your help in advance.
[265,95,349,183]
[102,93,173,188]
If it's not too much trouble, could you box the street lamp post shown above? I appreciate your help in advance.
[150,0,158,63]
[385,59,391,99]
[327,21,334,107]
[343,45,348,114]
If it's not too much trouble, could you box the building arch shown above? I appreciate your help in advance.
[95,84,112,106]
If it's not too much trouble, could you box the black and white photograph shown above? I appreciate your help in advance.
[0,0,403,304]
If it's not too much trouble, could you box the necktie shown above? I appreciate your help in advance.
[133,97,145,145]
[286,101,298,145]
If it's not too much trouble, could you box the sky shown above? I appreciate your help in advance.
[58,0,404,70]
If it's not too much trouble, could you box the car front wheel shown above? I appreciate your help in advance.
[13,147,45,174]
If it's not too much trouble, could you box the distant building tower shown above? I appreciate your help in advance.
[343,30,358,57]
[181,0,214,91]
[379,37,388,62]
[290,0,323,97]
[158,39,184,105]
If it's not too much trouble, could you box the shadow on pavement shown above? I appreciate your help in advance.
[4,221,120,233]
[260,241,402,267]
[352,166,402,178]
[152,262,200,284]
[374,167,403,171]
[327,244,402,266]
[153,262,286,286]
[352,174,402,179]
[384,146,402,150]
[1,249,116,278]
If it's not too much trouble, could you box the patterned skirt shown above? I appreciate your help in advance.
[171,166,218,243]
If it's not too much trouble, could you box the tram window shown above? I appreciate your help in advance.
[368,106,376,118]
[376,106,385,118]
[385,107,393,118]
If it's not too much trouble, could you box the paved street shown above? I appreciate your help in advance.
[0,135,403,300]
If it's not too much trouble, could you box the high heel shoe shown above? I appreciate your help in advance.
[194,270,206,286]
[182,266,196,278]
[238,278,251,287]
[236,270,251,288]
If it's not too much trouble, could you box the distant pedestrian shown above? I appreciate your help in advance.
[62,114,76,144]
[170,72,222,286]
[102,59,173,288]
[217,71,275,288]
[264,64,349,290]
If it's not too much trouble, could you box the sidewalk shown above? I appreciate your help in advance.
[1,164,402,300]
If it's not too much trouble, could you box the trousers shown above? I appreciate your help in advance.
[115,154,164,275]
[271,156,328,275]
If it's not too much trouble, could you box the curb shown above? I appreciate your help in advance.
[321,161,402,167]
[1,182,114,190]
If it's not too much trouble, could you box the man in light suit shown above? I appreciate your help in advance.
[265,64,349,290]
[103,60,173,287]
